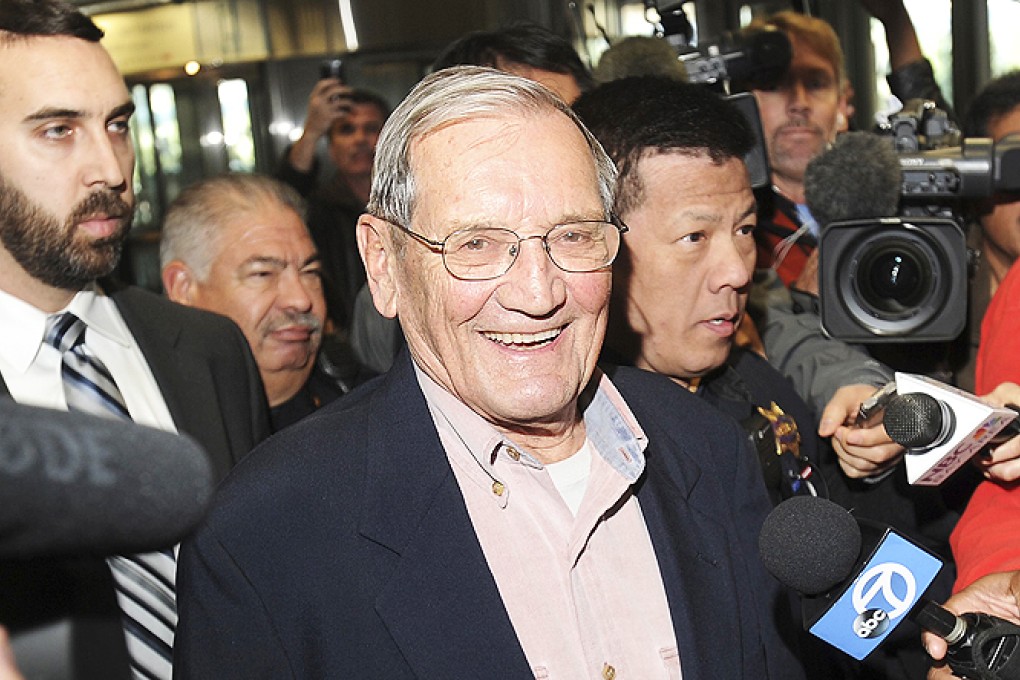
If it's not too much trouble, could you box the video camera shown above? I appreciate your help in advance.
[645,1,789,190]
[817,100,1020,343]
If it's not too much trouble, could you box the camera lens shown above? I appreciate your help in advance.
[856,242,930,314]
[819,217,967,342]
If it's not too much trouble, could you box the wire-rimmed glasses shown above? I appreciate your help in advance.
[387,216,628,281]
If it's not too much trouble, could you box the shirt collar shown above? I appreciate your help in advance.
[412,362,648,482]
[67,284,134,349]
[0,283,132,374]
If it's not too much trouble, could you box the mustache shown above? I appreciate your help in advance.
[265,310,323,335]
[777,118,824,135]
[71,190,132,224]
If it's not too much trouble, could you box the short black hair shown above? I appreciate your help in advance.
[432,22,595,93]
[0,0,103,43]
[328,88,391,138]
[573,76,754,214]
[964,71,1020,138]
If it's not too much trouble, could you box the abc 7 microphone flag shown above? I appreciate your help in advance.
[808,528,942,660]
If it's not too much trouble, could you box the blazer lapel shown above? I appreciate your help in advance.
[109,287,234,476]
[637,433,746,680]
[359,356,532,679]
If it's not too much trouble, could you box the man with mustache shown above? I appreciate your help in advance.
[278,85,389,338]
[748,3,948,290]
[161,174,350,432]
[746,10,850,288]
[0,1,269,677]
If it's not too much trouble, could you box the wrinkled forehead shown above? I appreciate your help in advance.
[407,111,602,219]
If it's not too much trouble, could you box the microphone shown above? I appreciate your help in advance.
[805,131,902,230]
[884,393,1020,450]
[678,28,792,90]
[0,399,215,559]
[887,372,1018,485]
[759,496,1020,677]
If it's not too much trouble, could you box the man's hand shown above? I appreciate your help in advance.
[926,571,1020,679]
[303,78,353,141]
[0,627,24,680]
[819,383,905,478]
[975,382,1020,482]
[285,78,354,174]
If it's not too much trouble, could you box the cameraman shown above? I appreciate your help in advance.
[962,71,1020,383]
[748,2,949,290]
[276,79,390,338]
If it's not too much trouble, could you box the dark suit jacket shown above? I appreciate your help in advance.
[174,353,806,679]
[0,285,270,476]
[0,285,271,679]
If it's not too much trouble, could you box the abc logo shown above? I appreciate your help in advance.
[853,608,890,639]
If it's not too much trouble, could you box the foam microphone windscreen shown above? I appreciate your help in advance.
[0,399,214,559]
[758,495,862,596]
[804,131,902,230]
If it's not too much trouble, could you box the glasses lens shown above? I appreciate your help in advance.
[547,221,619,272]
[443,228,518,280]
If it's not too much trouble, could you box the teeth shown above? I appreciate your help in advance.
[483,327,562,347]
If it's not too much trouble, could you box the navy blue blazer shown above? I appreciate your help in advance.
[174,353,806,679]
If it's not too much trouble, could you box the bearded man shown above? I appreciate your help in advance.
[0,1,269,677]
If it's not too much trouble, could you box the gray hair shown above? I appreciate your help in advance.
[159,173,308,280]
[366,65,617,232]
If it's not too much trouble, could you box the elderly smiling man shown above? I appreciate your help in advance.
[173,66,805,680]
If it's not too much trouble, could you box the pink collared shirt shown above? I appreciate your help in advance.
[416,366,681,680]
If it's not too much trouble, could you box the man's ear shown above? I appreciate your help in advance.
[161,261,197,305]
[357,214,399,319]
[836,84,853,135]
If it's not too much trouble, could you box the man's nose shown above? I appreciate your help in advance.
[497,237,566,315]
[83,132,130,191]
[278,269,315,311]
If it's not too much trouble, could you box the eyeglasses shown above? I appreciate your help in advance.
[388,216,628,281]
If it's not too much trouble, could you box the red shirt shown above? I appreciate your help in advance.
[951,260,1020,591]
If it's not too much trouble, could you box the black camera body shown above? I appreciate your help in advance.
[319,58,345,81]
[818,110,1020,343]
[819,216,967,342]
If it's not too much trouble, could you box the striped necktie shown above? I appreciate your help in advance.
[44,312,176,680]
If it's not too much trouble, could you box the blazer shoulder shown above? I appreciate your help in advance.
[605,363,741,436]
[111,286,244,338]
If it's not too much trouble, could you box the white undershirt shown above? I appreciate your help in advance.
[545,439,593,516]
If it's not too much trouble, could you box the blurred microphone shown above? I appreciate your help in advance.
[759,496,1020,678]
[889,372,1018,485]
[805,131,902,230]
[0,399,214,559]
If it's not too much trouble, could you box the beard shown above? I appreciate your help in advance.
[768,119,828,182]
[0,174,134,291]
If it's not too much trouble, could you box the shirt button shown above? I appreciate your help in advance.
[602,663,616,680]
[492,481,505,496]
[506,446,521,461]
